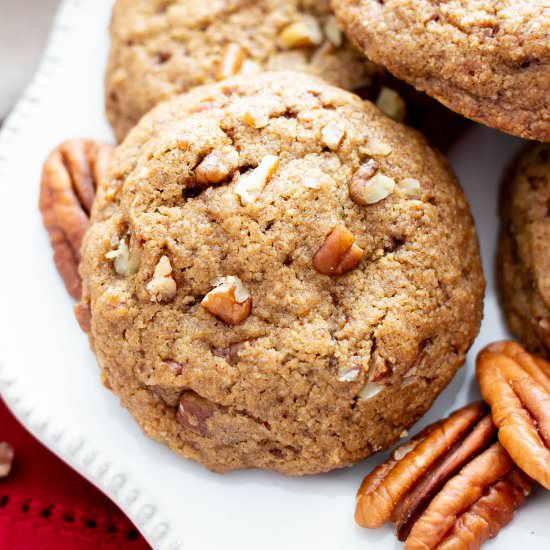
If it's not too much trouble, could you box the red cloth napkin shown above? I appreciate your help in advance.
[0,398,150,549]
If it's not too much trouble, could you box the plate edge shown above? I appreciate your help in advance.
[0,1,181,548]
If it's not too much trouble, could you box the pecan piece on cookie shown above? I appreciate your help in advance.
[356,402,532,549]
[477,341,550,489]
[202,276,252,325]
[176,391,223,436]
[0,442,14,478]
[313,224,364,276]
[216,43,245,81]
[39,139,113,299]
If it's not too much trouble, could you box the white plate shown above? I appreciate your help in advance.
[0,1,548,549]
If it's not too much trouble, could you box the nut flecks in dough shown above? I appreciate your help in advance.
[106,0,380,141]
[146,256,177,302]
[234,155,280,204]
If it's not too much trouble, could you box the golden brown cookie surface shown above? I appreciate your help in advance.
[333,0,550,140]
[498,143,550,357]
[106,0,379,140]
[82,72,484,474]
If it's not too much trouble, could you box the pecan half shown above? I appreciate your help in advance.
[393,414,497,540]
[406,443,531,550]
[39,139,113,299]
[356,402,488,528]
[0,442,14,478]
[356,402,532,549]
[477,341,550,489]
[434,470,531,549]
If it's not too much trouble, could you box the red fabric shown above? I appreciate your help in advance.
[0,398,151,549]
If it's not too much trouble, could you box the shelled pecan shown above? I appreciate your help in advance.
[39,139,113,299]
[313,224,363,276]
[477,341,550,489]
[176,391,223,436]
[355,402,532,549]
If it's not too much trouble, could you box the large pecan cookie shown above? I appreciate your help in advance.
[81,71,484,474]
[498,143,550,357]
[333,0,550,140]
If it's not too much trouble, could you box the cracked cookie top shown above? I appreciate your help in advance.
[81,71,484,474]
[106,0,380,140]
[333,0,550,140]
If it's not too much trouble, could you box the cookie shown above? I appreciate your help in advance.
[81,71,484,475]
[105,0,469,149]
[498,143,550,357]
[333,0,550,141]
[106,0,379,141]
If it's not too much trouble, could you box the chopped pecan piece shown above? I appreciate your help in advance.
[202,276,252,325]
[212,341,247,365]
[313,224,364,276]
[477,341,550,489]
[321,121,345,150]
[369,355,393,383]
[234,155,279,204]
[324,16,343,47]
[176,391,222,435]
[105,234,141,276]
[146,255,177,302]
[350,160,395,206]
[396,178,422,200]
[0,442,14,478]
[39,139,113,299]
[355,402,532,549]
[216,43,245,81]
[376,87,407,122]
[195,147,239,186]
[279,16,323,48]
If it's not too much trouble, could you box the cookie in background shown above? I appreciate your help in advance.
[333,0,550,140]
[498,143,550,357]
[106,0,470,149]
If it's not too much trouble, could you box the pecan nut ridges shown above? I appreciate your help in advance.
[356,402,532,550]
[39,139,113,299]
[406,443,531,550]
[356,402,490,529]
[477,341,550,489]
